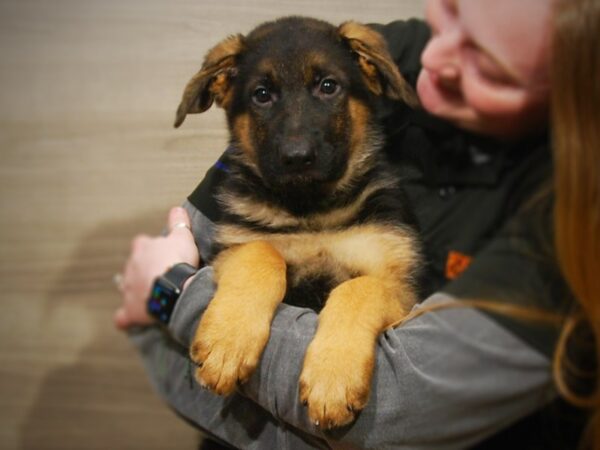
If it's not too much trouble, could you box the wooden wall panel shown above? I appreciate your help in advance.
[0,1,424,448]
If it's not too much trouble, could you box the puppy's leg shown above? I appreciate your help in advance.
[190,240,286,395]
[299,276,411,429]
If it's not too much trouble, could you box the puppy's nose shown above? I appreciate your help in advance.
[280,140,315,171]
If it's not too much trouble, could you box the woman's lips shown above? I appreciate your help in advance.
[417,68,465,114]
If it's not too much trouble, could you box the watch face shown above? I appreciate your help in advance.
[148,281,178,324]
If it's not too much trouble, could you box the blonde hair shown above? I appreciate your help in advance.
[396,0,600,446]
[551,0,600,446]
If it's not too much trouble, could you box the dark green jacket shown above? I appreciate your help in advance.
[132,19,586,449]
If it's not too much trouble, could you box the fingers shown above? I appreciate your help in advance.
[167,206,192,235]
[113,307,131,330]
[166,206,199,266]
[113,272,124,292]
[114,206,200,332]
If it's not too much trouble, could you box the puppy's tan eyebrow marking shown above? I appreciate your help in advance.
[255,58,280,85]
[302,51,346,86]
[305,51,328,69]
[232,113,256,160]
[447,0,458,13]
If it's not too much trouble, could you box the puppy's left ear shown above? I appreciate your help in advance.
[174,34,245,128]
[338,21,419,107]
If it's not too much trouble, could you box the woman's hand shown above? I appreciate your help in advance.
[114,206,200,330]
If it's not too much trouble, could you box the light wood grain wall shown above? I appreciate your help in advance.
[0,1,425,448]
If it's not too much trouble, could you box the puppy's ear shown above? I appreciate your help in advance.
[174,34,245,128]
[338,22,419,108]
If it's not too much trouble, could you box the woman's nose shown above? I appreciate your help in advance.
[421,28,463,79]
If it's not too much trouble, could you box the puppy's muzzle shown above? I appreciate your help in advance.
[279,138,316,173]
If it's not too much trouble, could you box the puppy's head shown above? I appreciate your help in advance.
[175,17,417,193]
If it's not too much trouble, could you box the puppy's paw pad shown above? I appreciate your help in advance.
[298,338,373,429]
[299,373,367,429]
[190,310,270,396]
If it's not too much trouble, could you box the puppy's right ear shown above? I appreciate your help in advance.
[174,34,245,128]
[338,22,419,108]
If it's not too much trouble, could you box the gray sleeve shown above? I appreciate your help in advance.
[128,311,327,450]
[183,199,217,263]
[133,205,556,450]
[129,202,328,449]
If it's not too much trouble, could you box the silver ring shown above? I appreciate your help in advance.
[113,273,124,289]
[173,222,190,231]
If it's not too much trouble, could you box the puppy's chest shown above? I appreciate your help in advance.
[214,221,415,308]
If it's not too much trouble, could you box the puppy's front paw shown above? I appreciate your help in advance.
[190,299,270,395]
[298,332,375,429]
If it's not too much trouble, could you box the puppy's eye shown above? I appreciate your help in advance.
[252,86,273,106]
[319,78,340,97]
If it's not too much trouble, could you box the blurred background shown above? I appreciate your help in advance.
[0,1,424,448]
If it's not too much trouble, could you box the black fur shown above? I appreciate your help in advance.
[186,17,421,310]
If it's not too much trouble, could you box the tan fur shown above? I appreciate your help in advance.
[205,34,245,65]
[174,34,244,127]
[231,113,256,161]
[190,241,287,395]
[216,223,418,311]
[338,21,419,107]
[357,56,384,96]
[209,72,233,109]
[299,274,408,427]
[256,58,279,84]
[183,18,420,429]
[302,52,330,85]
[217,177,397,230]
[338,21,389,54]
[194,223,417,424]
[330,98,381,193]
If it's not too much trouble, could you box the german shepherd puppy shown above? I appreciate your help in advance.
[174,16,421,429]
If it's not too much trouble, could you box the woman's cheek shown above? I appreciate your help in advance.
[461,74,550,135]
[424,0,442,33]
[416,69,440,114]
[461,69,532,118]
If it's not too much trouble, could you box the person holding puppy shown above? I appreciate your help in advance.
[115,0,599,448]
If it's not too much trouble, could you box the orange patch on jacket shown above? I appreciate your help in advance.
[445,250,473,280]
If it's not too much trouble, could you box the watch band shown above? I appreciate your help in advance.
[147,262,198,324]
[163,262,198,291]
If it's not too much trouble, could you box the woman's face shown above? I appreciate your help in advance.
[417,0,553,137]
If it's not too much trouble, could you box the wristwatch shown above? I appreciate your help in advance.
[147,262,198,324]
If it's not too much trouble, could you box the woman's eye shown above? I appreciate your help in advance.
[252,86,273,105]
[442,0,458,17]
[319,78,340,97]
[471,50,517,86]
